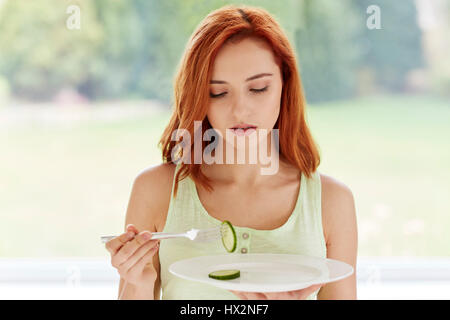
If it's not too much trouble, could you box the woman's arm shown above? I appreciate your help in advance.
[117,164,174,300]
[318,174,358,300]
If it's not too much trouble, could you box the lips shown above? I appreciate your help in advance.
[229,124,257,137]
[230,123,257,130]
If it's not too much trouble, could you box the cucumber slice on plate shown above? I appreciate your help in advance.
[208,269,240,280]
[221,220,237,253]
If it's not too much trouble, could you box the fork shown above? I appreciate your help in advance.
[100,226,222,244]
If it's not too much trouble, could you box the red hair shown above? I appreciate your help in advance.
[158,4,321,198]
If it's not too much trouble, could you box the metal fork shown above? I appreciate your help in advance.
[100,226,222,244]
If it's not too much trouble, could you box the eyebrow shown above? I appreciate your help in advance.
[210,72,273,84]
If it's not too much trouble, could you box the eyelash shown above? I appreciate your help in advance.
[210,86,269,98]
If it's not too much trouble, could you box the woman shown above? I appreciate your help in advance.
[105,4,357,300]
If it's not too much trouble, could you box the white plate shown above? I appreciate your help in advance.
[169,253,354,292]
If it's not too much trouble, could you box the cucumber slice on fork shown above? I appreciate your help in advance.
[221,220,237,253]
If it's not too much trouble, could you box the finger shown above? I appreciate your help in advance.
[127,242,160,277]
[105,231,135,255]
[229,290,248,300]
[126,224,139,234]
[119,238,160,271]
[241,291,266,300]
[254,292,269,300]
[105,224,140,254]
[113,231,153,265]
[308,283,325,293]
[297,284,324,299]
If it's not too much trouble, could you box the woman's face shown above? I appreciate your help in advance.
[206,36,283,150]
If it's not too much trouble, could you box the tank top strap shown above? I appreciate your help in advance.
[294,169,325,246]
[163,162,198,233]
[168,162,181,201]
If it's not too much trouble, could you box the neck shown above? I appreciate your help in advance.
[199,130,282,186]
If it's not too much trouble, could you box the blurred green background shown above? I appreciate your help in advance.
[0,0,449,257]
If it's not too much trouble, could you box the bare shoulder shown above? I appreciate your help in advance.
[135,162,176,187]
[319,173,357,244]
[319,173,354,204]
[125,163,177,232]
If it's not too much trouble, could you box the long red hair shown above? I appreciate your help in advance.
[158,4,321,198]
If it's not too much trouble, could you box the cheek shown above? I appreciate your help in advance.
[258,91,281,122]
[206,104,227,134]
[206,104,236,143]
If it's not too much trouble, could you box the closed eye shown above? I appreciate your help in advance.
[210,92,227,98]
[210,86,269,98]
[250,86,269,94]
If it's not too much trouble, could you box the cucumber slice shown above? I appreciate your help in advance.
[221,220,237,253]
[208,269,240,280]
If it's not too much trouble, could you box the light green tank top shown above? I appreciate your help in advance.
[158,163,327,300]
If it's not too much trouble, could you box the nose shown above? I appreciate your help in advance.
[231,92,249,119]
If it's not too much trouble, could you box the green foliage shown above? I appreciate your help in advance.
[293,0,362,103]
[0,0,103,100]
[354,0,425,91]
[0,0,428,103]
[85,0,181,103]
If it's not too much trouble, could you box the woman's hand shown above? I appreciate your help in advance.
[229,283,324,300]
[105,224,160,287]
